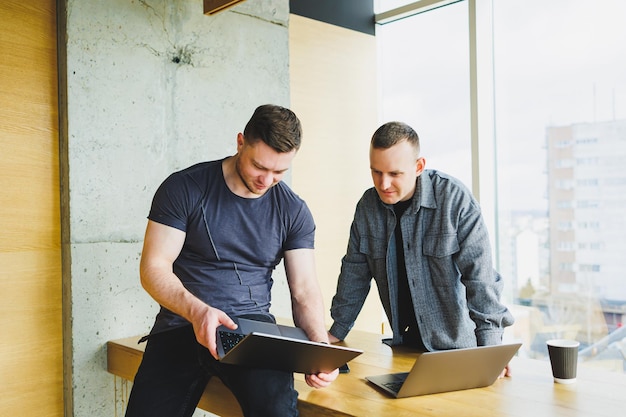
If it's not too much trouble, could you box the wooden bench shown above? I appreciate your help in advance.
[107,336,244,416]
[108,332,626,417]
[107,335,355,416]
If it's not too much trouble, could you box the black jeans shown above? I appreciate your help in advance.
[125,323,299,417]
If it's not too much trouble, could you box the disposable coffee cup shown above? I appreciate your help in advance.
[546,339,579,384]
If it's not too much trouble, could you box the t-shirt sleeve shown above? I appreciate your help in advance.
[148,172,196,232]
[283,199,316,251]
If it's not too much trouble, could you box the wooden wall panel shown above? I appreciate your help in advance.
[0,1,63,415]
[289,15,384,334]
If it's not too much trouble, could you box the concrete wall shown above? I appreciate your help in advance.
[63,0,291,415]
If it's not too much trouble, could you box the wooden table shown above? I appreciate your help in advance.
[107,329,626,416]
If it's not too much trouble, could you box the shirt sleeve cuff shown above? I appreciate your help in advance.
[476,329,505,346]
[329,322,351,341]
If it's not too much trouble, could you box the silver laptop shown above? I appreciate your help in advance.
[366,342,522,398]
[216,317,362,374]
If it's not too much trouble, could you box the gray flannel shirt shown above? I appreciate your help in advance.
[329,169,514,350]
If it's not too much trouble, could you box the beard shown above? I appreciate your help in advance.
[235,155,265,195]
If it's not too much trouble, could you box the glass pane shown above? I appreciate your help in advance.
[494,0,626,372]
[377,2,471,188]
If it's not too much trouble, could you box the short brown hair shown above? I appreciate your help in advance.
[243,104,302,152]
[371,121,420,155]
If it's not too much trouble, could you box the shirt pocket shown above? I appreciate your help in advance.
[359,235,387,259]
[423,233,460,287]
[359,235,387,278]
[423,233,459,257]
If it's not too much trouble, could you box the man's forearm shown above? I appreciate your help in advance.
[140,265,208,325]
[292,296,328,343]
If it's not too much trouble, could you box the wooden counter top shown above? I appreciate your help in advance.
[108,329,626,416]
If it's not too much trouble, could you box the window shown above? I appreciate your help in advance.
[378,0,626,373]
[377,1,472,188]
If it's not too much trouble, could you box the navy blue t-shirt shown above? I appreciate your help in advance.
[147,159,316,333]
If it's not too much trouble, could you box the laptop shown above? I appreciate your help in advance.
[216,317,363,374]
[366,342,522,398]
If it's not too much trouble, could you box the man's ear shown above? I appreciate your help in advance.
[416,157,426,176]
[236,132,245,151]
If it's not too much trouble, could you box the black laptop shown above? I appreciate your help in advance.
[216,317,362,374]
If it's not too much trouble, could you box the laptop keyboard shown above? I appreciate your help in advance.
[220,331,245,354]
[382,381,403,393]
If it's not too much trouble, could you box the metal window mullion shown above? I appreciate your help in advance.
[375,0,463,25]
[469,0,499,262]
